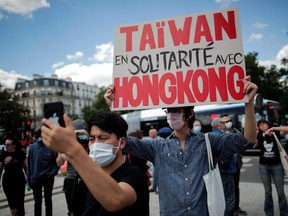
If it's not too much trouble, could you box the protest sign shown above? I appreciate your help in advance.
[113,8,247,111]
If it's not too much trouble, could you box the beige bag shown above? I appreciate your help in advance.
[273,132,288,176]
[203,133,226,216]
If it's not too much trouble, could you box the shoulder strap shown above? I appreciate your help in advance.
[205,133,214,171]
[272,132,284,152]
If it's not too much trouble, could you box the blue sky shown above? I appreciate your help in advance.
[0,0,287,89]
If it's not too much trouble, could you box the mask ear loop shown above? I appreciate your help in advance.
[113,137,123,155]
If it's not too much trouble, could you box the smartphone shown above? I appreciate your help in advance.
[43,101,65,127]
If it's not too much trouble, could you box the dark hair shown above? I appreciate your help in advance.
[257,119,269,127]
[183,106,195,129]
[34,127,42,139]
[220,114,229,118]
[88,111,128,139]
[128,130,143,139]
[5,137,22,150]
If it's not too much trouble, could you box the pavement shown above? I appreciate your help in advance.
[0,173,287,215]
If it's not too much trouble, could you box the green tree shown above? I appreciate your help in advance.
[0,90,30,139]
[81,86,130,122]
[82,86,110,122]
[245,52,288,114]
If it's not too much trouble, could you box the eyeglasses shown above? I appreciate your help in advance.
[4,144,12,147]
[223,120,232,123]
[77,134,89,141]
[164,108,183,114]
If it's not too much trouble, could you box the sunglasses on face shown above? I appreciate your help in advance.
[223,120,232,123]
[164,108,183,114]
[4,144,12,147]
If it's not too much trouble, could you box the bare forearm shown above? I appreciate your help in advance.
[244,101,257,144]
[270,126,288,133]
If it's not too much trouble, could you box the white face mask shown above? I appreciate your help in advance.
[89,139,121,167]
[225,121,232,129]
[167,113,185,131]
[193,125,202,132]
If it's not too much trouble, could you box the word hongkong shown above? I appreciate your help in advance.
[113,66,245,108]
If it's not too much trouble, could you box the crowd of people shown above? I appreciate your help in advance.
[0,76,287,216]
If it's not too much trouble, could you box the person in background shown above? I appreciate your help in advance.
[256,119,288,216]
[158,127,173,139]
[221,114,247,216]
[148,128,162,194]
[193,120,202,132]
[0,138,27,216]
[41,111,150,216]
[127,130,152,188]
[27,127,59,216]
[211,118,237,216]
[104,76,258,216]
[148,128,159,139]
[56,119,89,216]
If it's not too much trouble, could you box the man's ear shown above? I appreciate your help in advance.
[119,137,126,149]
[189,109,195,119]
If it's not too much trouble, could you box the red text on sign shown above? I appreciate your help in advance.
[113,65,245,108]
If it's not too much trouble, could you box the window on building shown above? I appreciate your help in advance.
[54,80,59,86]
[44,79,49,86]
[56,90,63,96]
[22,92,29,98]
[16,83,22,89]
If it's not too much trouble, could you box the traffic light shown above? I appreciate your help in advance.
[285,114,288,119]
[25,121,31,130]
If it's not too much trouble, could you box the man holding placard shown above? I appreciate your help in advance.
[105,75,257,215]
[105,8,259,215]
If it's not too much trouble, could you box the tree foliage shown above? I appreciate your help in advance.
[245,52,288,115]
[0,90,30,139]
[81,86,130,123]
[81,86,111,123]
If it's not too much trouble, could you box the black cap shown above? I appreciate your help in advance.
[257,119,269,127]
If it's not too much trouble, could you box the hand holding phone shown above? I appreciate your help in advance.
[43,101,65,127]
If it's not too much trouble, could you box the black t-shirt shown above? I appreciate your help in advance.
[0,150,26,182]
[257,132,281,165]
[82,161,150,216]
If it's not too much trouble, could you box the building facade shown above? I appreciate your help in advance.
[13,74,99,129]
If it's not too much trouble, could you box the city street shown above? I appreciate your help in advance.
[0,156,287,215]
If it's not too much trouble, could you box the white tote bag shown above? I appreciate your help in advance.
[203,133,226,216]
[273,132,288,176]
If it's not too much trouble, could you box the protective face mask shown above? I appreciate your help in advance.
[193,125,202,132]
[167,113,185,130]
[89,139,121,167]
[225,121,232,129]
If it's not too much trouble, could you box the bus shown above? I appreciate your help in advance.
[122,98,283,136]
